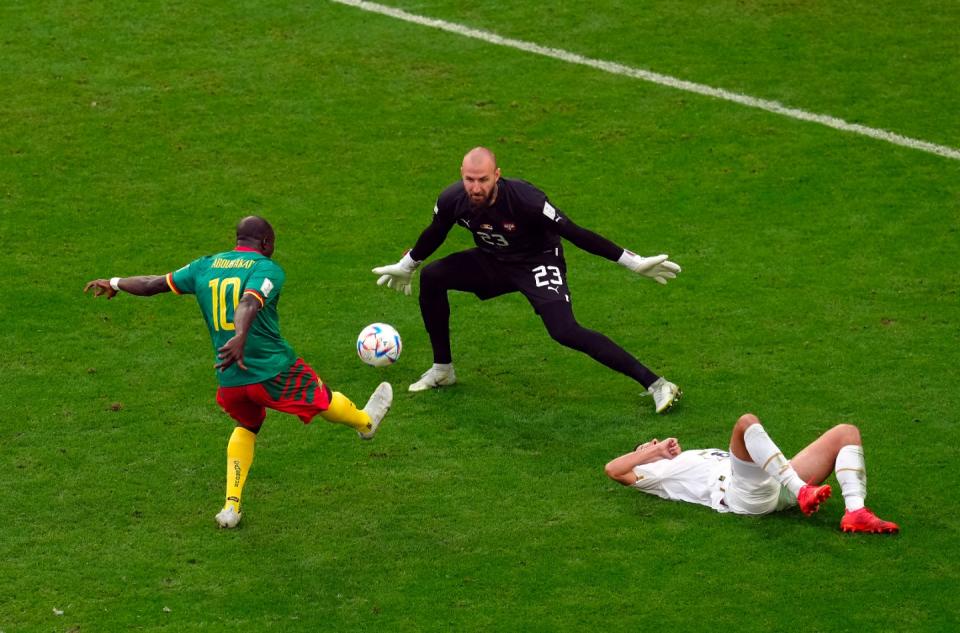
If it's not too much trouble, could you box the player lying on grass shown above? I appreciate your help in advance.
[373,147,682,414]
[84,216,392,529]
[605,413,898,533]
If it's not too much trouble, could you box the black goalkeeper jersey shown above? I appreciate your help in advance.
[409,177,625,264]
[422,178,565,262]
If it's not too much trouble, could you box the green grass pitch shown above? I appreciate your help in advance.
[2,1,958,630]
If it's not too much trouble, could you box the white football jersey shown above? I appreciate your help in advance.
[631,449,733,513]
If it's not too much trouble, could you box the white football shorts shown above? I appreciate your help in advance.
[723,454,797,515]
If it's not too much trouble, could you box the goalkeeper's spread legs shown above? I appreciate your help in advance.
[415,251,681,413]
[539,302,681,414]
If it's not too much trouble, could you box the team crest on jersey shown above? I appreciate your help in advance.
[480,223,493,230]
[502,222,516,232]
[543,201,558,221]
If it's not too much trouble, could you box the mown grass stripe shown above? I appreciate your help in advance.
[332,0,960,161]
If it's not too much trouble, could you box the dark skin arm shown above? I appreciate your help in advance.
[83,275,171,299]
[215,294,262,372]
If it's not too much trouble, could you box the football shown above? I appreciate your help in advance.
[356,322,402,367]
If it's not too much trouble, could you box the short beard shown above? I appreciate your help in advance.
[469,183,498,208]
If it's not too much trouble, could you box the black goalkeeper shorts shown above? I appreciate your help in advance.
[422,246,571,313]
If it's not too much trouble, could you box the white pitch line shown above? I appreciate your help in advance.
[332,0,960,162]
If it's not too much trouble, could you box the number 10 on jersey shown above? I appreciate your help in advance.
[208,277,241,331]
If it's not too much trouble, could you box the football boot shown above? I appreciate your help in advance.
[840,508,899,534]
[359,382,393,440]
[647,377,682,414]
[797,483,832,516]
[409,365,457,392]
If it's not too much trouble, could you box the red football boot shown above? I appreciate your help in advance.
[797,483,832,516]
[840,508,899,534]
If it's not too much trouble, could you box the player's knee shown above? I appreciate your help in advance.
[736,413,761,431]
[548,327,578,347]
[419,261,447,291]
[544,317,581,347]
[833,423,861,445]
[238,420,262,434]
[419,262,439,291]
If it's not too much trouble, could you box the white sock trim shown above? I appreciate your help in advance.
[836,444,866,512]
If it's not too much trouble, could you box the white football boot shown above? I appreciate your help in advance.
[215,506,242,529]
[647,377,682,414]
[359,382,393,440]
[408,364,457,392]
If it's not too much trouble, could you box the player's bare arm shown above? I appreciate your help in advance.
[83,275,171,299]
[604,438,681,485]
[215,294,262,372]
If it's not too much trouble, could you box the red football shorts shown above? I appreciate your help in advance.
[216,358,332,432]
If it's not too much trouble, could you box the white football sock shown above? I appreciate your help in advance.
[835,445,866,511]
[742,423,805,496]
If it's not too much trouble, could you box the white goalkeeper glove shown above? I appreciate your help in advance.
[618,250,681,285]
[372,252,421,296]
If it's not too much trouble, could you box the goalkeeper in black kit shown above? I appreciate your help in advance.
[373,147,683,414]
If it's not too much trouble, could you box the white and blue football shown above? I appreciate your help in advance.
[356,323,402,367]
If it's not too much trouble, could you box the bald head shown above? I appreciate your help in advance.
[462,146,497,171]
[236,215,275,257]
[461,147,501,207]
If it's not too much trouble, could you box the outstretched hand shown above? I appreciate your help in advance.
[621,252,682,285]
[216,335,248,371]
[372,263,413,295]
[372,255,419,296]
[83,279,118,299]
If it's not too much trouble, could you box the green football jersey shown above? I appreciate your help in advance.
[168,248,296,386]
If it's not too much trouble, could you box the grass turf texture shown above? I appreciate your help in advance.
[2,0,958,630]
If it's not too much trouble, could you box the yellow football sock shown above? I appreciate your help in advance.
[320,391,372,433]
[224,426,256,512]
